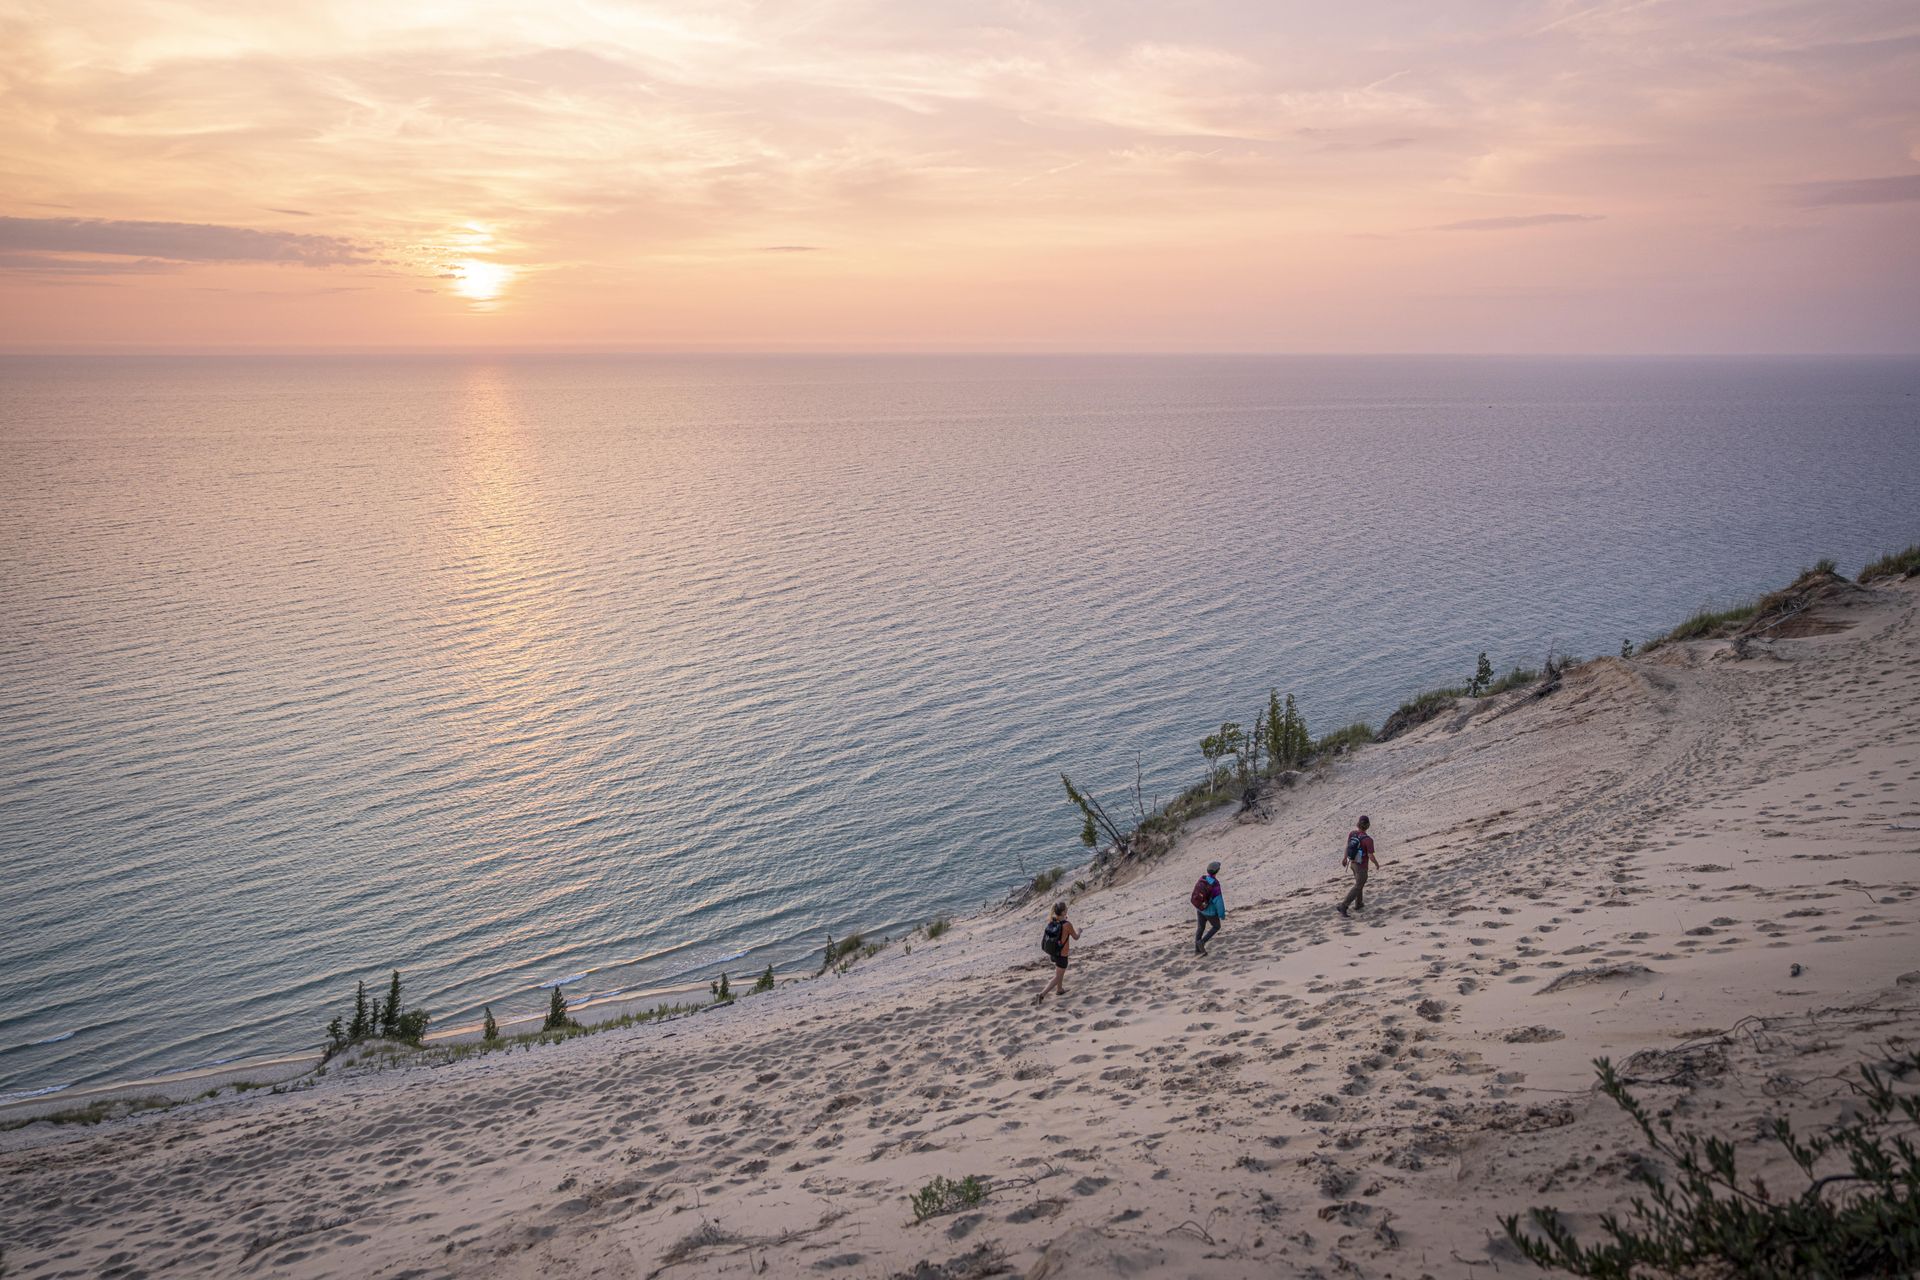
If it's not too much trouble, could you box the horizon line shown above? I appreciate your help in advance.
[4,346,1918,360]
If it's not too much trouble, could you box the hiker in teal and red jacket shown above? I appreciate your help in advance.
[1192,861,1224,955]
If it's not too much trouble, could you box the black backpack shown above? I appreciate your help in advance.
[1344,830,1363,863]
[1041,919,1064,957]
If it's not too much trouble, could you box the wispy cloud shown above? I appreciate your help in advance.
[0,1,1916,351]
[0,252,182,274]
[1786,174,1920,206]
[0,217,370,265]
[1433,213,1605,231]
[1300,131,1422,152]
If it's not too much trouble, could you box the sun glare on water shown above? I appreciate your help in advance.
[452,259,513,303]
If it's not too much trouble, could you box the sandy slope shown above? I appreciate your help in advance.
[4,580,1918,1280]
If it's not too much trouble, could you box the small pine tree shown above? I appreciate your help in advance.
[1471,651,1494,696]
[753,965,774,993]
[1061,774,1123,848]
[482,1006,499,1042]
[543,985,572,1032]
[1620,637,1634,659]
[349,980,369,1040]
[711,972,731,1002]
[1283,693,1309,766]
[326,1016,345,1050]
[1264,689,1285,769]
[380,970,402,1038]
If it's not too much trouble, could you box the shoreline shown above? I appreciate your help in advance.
[5,558,1908,1122]
[0,884,1060,1124]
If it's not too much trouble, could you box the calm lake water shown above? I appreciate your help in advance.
[3,354,1918,1097]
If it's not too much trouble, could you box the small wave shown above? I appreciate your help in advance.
[0,1082,70,1103]
[536,971,589,989]
[155,1056,239,1077]
[661,949,752,983]
[29,1030,77,1046]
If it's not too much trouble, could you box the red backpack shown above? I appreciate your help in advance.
[1190,877,1212,910]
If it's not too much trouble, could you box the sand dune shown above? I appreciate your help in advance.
[4,580,1918,1279]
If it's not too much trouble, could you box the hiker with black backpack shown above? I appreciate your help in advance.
[1036,900,1079,1002]
[1191,860,1225,955]
[1339,815,1379,917]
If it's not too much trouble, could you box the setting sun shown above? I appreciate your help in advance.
[451,259,513,304]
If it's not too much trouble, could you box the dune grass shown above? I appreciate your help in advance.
[1313,721,1375,754]
[0,1095,176,1133]
[1487,665,1541,695]
[1652,602,1758,648]
[441,1000,701,1062]
[1861,544,1920,581]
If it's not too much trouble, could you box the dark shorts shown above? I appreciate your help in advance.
[1050,952,1069,970]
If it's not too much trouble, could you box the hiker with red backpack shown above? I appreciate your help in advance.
[1339,815,1380,917]
[1036,900,1079,1002]
[1192,860,1225,955]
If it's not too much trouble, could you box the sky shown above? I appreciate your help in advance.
[1,0,1916,353]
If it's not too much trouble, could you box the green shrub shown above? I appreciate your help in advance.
[910,1174,990,1223]
[752,964,775,993]
[1198,722,1245,786]
[1031,867,1065,895]
[1503,1051,1920,1278]
[710,972,731,1002]
[1861,544,1920,581]
[1469,652,1494,696]
[822,932,864,966]
[819,932,885,974]
[482,1006,499,1042]
[925,916,951,940]
[543,985,576,1032]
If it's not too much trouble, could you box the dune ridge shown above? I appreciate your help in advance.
[3,577,1918,1279]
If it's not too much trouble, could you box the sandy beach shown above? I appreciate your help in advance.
[4,574,1917,1279]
